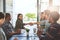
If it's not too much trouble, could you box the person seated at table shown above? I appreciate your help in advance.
[2,13,21,40]
[33,10,50,24]
[37,11,60,40]
[43,10,51,31]
[37,10,51,36]
[0,12,7,40]
[15,13,33,31]
[33,10,51,30]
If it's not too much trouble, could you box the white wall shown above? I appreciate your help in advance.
[13,0,37,27]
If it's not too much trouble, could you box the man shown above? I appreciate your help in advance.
[0,12,7,40]
[37,11,60,40]
[45,11,60,40]
[2,13,20,40]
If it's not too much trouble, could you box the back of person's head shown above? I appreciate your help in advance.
[0,12,5,19]
[49,11,60,22]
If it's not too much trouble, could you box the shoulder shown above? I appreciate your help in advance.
[50,23,60,30]
[16,19,21,23]
[3,22,9,26]
[51,23,60,27]
[2,22,11,29]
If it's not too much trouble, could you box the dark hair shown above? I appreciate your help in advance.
[0,12,5,19]
[17,13,22,19]
[5,13,10,19]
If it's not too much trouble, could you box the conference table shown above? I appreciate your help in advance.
[10,25,40,40]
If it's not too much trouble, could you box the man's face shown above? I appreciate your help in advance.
[9,16,11,21]
[7,15,11,21]
[0,18,5,25]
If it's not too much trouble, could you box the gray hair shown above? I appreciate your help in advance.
[49,11,60,22]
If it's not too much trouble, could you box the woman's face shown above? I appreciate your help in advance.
[40,13,45,20]
[19,15,23,20]
[44,14,49,20]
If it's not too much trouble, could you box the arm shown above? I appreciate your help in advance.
[23,22,40,26]
[0,32,5,40]
[33,22,40,24]
[45,26,57,39]
[23,22,33,26]
[46,32,54,38]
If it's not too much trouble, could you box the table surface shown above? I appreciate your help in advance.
[10,25,39,40]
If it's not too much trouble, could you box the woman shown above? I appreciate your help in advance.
[15,14,24,31]
[15,14,32,31]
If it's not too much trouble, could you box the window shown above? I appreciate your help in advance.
[13,0,37,27]
[0,0,3,12]
[53,0,60,24]
[5,0,49,27]
[39,0,49,12]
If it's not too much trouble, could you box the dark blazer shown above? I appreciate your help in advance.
[15,19,24,31]
[47,23,60,40]
[40,22,60,40]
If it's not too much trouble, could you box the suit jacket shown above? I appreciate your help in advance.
[40,22,60,40]
[0,28,7,40]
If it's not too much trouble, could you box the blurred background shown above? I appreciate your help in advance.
[0,0,60,27]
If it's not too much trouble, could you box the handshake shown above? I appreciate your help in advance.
[25,22,40,26]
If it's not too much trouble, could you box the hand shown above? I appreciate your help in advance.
[37,30,43,37]
[16,29,21,34]
[32,22,40,25]
[36,22,40,25]
[29,22,34,26]
[14,38,18,40]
